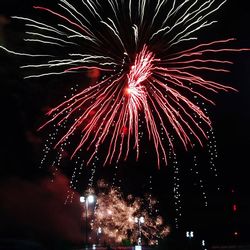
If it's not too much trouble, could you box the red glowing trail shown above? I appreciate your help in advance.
[33,6,93,36]
[39,39,248,167]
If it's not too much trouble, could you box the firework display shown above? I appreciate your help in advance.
[1,0,248,167]
[89,180,170,245]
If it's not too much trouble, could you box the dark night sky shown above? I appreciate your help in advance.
[0,0,250,247]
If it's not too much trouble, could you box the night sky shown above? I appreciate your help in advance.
[0,0,250,248]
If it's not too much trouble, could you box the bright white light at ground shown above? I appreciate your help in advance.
[186,231,194,238]
[135,216,144,223]
[139,216,145,223]
[80,196,85,203]
[87,195,95,203]
[135,246,142,250]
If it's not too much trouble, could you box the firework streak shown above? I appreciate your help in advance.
[1,0,249,167]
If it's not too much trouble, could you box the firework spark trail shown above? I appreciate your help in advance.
[123,46,155,161]
[1,0,249,166]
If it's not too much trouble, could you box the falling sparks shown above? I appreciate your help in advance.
[90,180,170,245]
[1,0,249,167]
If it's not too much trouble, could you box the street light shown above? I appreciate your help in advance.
[96,227,102,245]
[80,196,86,203]
[135,216,144,246]
[80,194,96,249]
[186,231,194,250]
[186,231,194,239]
[87,194,95,204]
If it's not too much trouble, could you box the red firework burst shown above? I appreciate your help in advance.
[1,0,249,167]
